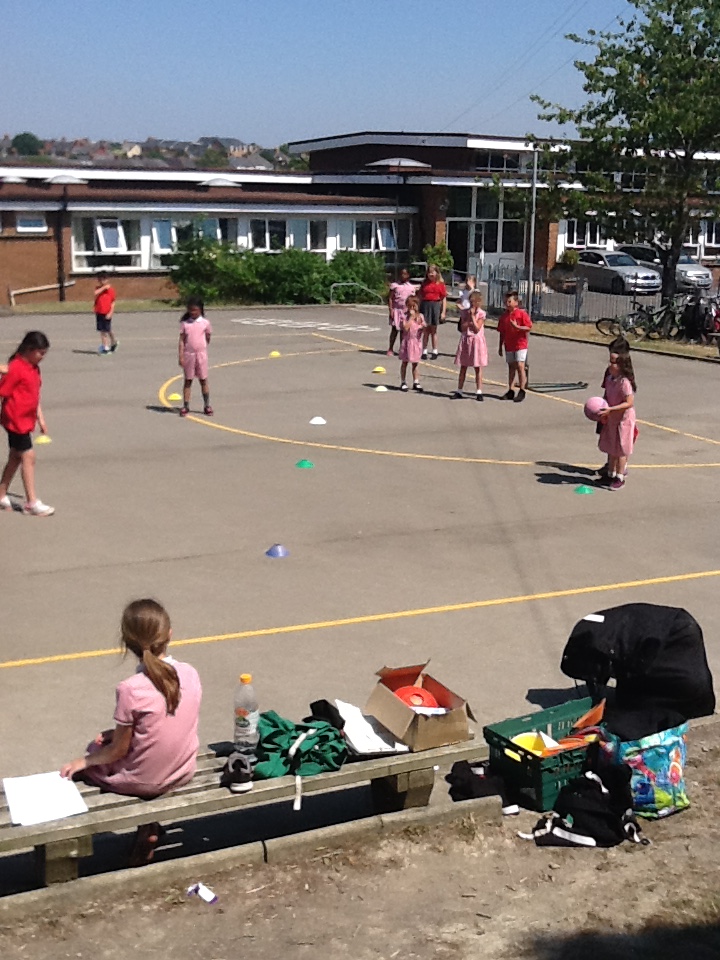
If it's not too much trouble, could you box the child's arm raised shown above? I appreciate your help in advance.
[60,723,133,780]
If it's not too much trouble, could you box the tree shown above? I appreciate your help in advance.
[11,132,43,156]
[199,147,229,168]
[533,0,720,298]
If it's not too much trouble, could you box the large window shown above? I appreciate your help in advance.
[72,217,141,269]
[286,219,327,252]
[250,219,287,251]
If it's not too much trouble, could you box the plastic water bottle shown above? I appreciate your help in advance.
[233,673,259,763]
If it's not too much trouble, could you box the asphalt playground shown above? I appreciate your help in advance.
[1,305,719,779]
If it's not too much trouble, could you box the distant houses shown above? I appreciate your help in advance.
[0,133,299,169]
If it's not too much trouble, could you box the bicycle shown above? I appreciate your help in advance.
[596,294,689,342]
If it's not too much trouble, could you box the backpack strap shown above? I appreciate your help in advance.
[288,728,316,811]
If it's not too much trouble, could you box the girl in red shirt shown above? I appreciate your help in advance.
[0,331,54,516]
[419,264,447,359]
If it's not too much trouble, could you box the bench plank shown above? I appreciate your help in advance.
[0,740,485,856]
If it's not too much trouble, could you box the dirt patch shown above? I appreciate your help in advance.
[3,726,720,960]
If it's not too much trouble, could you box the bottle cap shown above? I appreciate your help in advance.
[240,673,253,684]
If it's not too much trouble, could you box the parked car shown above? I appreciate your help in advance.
[617,244,713,291]
[574,249,662,295]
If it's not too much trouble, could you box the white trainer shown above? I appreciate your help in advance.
[23,500,55,517]
[0,495,12,511]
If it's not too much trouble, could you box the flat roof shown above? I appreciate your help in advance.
[287,131,537,154]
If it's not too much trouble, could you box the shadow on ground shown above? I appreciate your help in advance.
[530,923,720,960]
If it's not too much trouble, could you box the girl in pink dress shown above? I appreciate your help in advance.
[387,268,416,356]
[178,297,213,418]
[453,291,488,401]
[399,296,426,392]
[61,599,202,864]
[597,351,636,491]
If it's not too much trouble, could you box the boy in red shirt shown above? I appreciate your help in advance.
[497,290,532,402]
[0,330,53,516]
[94,272,117,355]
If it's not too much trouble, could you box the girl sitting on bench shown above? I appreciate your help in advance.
[61,599,202,864]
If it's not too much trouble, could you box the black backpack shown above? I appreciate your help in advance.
[520,770,647,848]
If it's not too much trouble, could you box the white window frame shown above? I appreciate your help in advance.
[288,218,309,250]
[704,221,720,249]
[151,219,174,254]
[337,219,355,251]
[96,219,127,253]
[565,218,604,249]
[376,220,396,251]
[16,212,48,233]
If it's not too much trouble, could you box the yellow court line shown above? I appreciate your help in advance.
[158,372,720,471]
[3,568,720,671]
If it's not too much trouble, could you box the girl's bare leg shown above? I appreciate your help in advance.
[183,378,192,406]
[0,450,21,499]
[458,367,467,390]
[411,362,419,384]
[19,448,37,504]
[475,367,482,390]
[400,361,408,384]
[430,327,438,351]
[617,455,628,478]
[388,328,398,352]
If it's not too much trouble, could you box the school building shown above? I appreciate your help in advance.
[2,130,719,306]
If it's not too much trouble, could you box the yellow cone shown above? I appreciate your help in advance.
[168,393,182,401]
[372,366,386,374]
[269,351,281,358]
[35,435,52,444]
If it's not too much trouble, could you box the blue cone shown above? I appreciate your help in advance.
[265,543,289,558]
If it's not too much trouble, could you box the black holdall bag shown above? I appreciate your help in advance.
[560,603,716,723]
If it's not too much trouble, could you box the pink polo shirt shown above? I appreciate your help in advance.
[84,659,202,798]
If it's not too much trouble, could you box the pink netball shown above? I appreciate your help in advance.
[584,396,608,422]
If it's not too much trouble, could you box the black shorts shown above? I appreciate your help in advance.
[7,430,32,452]
[96,313,112,333]
[420,300,443,326]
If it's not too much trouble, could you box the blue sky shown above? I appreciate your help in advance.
[5,0,631,145]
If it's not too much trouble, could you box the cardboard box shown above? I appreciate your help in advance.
[364,662,475,752]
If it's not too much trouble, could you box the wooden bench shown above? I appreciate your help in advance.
[0,739,486,886]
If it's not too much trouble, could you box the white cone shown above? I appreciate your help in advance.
[309,416,326,425]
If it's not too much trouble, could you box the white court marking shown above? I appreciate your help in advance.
[231,317,380,332]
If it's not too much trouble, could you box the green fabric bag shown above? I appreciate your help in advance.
[253,710,348,780]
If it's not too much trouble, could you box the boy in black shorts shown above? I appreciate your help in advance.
[94,272,117,355]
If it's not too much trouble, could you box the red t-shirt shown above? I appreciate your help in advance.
[419,280,447,302]
[0,355,42,434]
[94,285,116,316]
[498,307,532,352]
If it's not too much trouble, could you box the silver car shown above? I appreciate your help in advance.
[617,244,713,291]
[575,249,662,295]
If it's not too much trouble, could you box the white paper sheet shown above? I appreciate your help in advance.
[335,699,410,755]
[3,771,89,826]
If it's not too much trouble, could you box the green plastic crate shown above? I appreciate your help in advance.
[483,698,594,812]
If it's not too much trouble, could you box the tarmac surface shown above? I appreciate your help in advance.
[1,304,719,780]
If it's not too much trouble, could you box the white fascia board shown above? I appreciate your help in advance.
[0,166,312,186]
[466,138,535,152]
[0,200,62,210]
[289,132,469,153]
[67,202,418,215]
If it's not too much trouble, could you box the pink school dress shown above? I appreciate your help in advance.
[598,375,636,457]
[399,318,424,363]
[455,309,488,367]
[180,316,212,379]
[388,281,416,329]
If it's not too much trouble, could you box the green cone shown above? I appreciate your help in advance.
[296,459,314,469]
[574,484,595,495]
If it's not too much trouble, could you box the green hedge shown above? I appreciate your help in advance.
[168,238,390,305]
